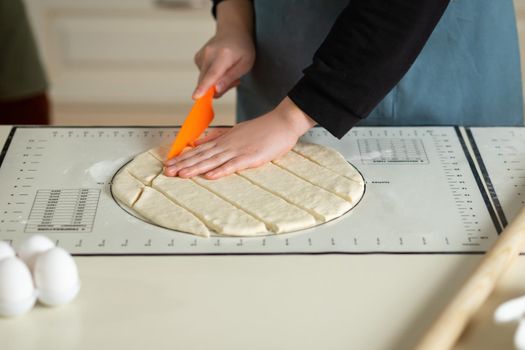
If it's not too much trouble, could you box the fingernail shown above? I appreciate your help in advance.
[193,88,202,99]
[215,82,224,93]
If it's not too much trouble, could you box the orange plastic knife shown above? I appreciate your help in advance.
[166,86,215,161]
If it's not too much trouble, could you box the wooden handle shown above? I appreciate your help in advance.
[415,206,525,350]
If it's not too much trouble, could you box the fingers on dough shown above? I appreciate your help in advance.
[152,174,267,236]
[239,163,352,222]
[273,151,364,206]
[293,142,364,184]
[112,170,144,207]
[133,187,210,237]
[126,152,163,185]
[193,175,317,233]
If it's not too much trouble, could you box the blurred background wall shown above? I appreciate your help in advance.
[23,0,234,126]
[21,0,525,126]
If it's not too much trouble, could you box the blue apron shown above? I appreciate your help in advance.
[237,0,524,127]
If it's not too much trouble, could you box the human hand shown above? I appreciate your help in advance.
[164,97,316,179]
[193,25,255,99]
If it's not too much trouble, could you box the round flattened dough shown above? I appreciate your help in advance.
[111,142,365,237]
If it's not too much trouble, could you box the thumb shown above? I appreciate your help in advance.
[193,60,229,99]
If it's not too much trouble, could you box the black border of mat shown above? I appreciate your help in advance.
[454,127,502,234]
[465,128,508,228]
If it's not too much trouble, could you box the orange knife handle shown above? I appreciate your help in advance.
[166,86,215,160]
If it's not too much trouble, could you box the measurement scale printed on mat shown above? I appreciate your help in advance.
[0,126,519,255]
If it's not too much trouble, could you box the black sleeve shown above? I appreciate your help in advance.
[211,0,226,18]
[288,0,450,139]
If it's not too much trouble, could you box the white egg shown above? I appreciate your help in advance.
[0,241,15,261]
[516,319,525,350]
[17,235,55,271]
[494,295,525,323]
[34,247,80,307]
[0,257,36,317]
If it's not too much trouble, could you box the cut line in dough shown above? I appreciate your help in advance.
[153,174,268,236]
[273,151,364,206]
[112,170,144,207]
[193,175,317,233]
[133,186,210,237]
[239,163,353,222]
[126,152,163,185]
[148,146,169,162]
[293,142,364,184]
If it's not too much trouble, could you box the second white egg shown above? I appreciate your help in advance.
[17,235,55,271]
[34,247,80,307]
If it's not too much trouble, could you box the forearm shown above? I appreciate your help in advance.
[289,0,450,138]
[276,98,317,139]
[215,0,253,36]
